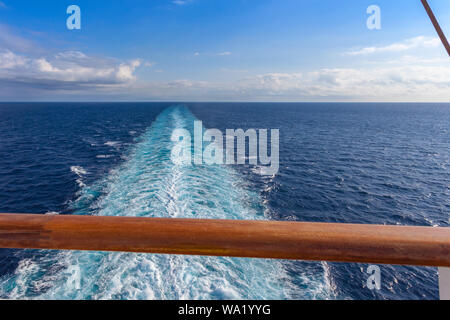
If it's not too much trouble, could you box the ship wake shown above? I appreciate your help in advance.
[0,105,331,300]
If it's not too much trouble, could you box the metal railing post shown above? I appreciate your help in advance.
[439,267,450,300]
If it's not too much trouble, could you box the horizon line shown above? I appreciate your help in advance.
[1,101,450,104]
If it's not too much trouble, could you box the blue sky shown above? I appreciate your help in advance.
[0,0,449,101]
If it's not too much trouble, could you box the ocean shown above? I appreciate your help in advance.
[0,102,448,299]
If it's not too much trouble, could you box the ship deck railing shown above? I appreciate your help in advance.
[0,213,449,299]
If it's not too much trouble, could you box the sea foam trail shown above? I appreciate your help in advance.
[0,105,331,300]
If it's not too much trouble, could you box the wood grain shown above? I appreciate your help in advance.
[0,214,449,266]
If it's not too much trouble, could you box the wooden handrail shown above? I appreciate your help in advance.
[0,214,449,267]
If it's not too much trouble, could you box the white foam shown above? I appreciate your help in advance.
[104,141,121,147]
[71,166,87,188]
[45,212,60,215]
[1,106,331,300]
[251,165,276,177]
[70,166,87,176]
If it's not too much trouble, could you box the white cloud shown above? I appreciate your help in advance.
[123,62,450,102]
[0,50,28,68]
[192,51,231,57]
[0,49,143,87]
[0,1,7,9]
[1,46,448,101]
[0,24,35,52]
[229,63,450,101]
[0,24,447,101]
[55,51,87,60]
[144,61,155,67]
[347,36,441,55]
[172,0,190,5]
[116,59,141,81]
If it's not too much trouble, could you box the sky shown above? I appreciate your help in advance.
[0,0,449,102]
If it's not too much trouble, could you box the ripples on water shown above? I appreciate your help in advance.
[0,102,448,299]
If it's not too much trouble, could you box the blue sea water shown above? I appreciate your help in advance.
[0,102,448,300]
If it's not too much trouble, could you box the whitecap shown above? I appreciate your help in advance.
[70,166,87,188]
[70,166,87,176]
[104,141,121,147]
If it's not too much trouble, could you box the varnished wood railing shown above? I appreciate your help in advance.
[0,213,449,267]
